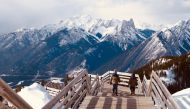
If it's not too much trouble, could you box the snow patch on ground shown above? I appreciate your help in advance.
[172,88,190,109]
[173,88,190,96]
[18,83,52,109]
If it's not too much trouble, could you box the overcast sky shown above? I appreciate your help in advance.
[0,0,190,34]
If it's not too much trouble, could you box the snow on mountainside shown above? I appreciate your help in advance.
[0,15,151,83]
[1,15,190,88]
[131,54,190,109]
[0,28,49,49]
[136,22,166,30]
[59,15,147,50]
[156,69,176,85]
[0,15,147,51]
[109,19,190,71]
[133,52,190,94]
[148,19,190,55]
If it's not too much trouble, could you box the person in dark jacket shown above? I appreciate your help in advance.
[129,73,138,95]
[110,69,120,96]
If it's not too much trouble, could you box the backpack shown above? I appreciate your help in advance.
[129,78,137,87]
[111,74,120,84]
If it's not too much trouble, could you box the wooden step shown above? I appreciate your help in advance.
[79,83,155,109]
[84,96,153,101]
[79,96,156,109]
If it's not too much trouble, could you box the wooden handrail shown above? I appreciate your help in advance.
[1,70,180,109]
[144,71,180,109]
[42,69,91,109]
[91,75,100,95]
[142,75,150,96]
[136,75,142,93]
[101,71,141,88]
[0,78,32,109]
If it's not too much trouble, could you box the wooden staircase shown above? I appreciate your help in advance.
[79,96,154,109]
[0,70,181,109]
[79,83,155,109]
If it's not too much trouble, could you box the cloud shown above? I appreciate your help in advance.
[0,0,190,34]
[81,0,190,24]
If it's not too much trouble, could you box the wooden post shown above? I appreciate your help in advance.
[85,71,91,95]
[64,74,69,86]
[147,71,153,96]
[90,75,91,83]
[109,71,111,82]
[96,74,99,94]
[137,75,142,94]
[42,70,86,109]
[100,76,103,92]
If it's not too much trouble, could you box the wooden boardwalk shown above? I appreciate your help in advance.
[0,70,180,109]
[79,83,156,109]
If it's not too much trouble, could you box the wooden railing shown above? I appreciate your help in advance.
[142,74,150,96]
[44,81,65,97]
[142,71,180,109]
[90,75,100,96]
[100,71,142,93]
[0,70,101,109]
[0,78,32,109]
[136,75,143,94]
[1,70,180,109]
[42,69,92,109]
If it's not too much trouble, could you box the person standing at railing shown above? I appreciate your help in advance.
[110,69,120,96]
[129,73,138,95]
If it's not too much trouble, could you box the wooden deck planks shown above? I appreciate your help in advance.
[79,84,156,109]
[79,96,155,109]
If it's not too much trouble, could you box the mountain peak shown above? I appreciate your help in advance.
[129,18,135,26]
[174,20,186,27]
[121,19,135,29]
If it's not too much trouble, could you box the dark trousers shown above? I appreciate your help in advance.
[112,84,118,94]
[130,86,135,94]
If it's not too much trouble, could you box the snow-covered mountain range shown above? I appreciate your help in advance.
[96,19,190,72]
[0,15,190,85]
[45,15,149,50]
